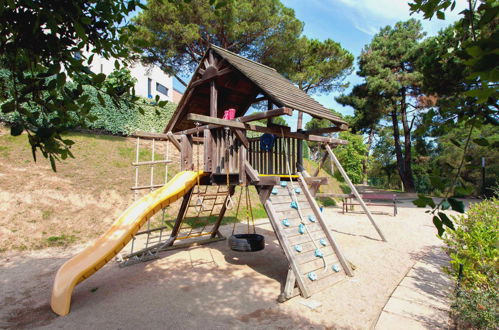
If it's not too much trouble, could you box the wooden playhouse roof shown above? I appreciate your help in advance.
[165,45,347,133]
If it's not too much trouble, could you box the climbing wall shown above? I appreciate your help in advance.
[263,176,352,298]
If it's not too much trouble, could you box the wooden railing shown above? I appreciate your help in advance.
[248,136,298,175]
[211,127,241,174]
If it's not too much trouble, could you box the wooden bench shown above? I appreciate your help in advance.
[343,193,397,216]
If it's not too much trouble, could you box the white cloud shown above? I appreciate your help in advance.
[326,0,467,36]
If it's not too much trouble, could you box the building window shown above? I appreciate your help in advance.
[147,78,152,98]
[156,82,169,96]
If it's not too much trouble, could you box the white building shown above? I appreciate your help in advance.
[88,55,173,102]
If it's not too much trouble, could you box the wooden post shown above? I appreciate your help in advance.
[325,145,387,242]
[210,185,236,238]
[169,188,194,245]
[296,111,304,171]
[204,80,218,172]
[180,134,193,171]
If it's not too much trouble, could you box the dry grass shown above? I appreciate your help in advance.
[0,126,339,252]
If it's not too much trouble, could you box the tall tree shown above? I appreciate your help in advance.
[130,0,353,94]
[263,37,354,95]
[130,0,303,86]
[336,84,386,184]
[347,19,425,192]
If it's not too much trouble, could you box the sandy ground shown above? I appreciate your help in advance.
[0,199,458,330]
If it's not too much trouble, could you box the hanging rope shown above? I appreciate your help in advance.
[224,127,234,210]
[280,128,327,271]
[231,186,244,235]
[194,122,204,212]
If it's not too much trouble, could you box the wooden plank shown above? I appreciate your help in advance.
[294,246,335,263]
[261,197,311,298]
[287,231,326,245]
[132,159,172,166]
[244,160,260,183]
[325,145,387,242]
[298,172,353,276]
[283,268,297,300]
[302,177,328,186]
[235,107,292,123]
[299,254,338,272]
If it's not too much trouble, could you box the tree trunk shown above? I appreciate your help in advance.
[400,91,416,192]
[362,127,374,185]
[391,110,408,191]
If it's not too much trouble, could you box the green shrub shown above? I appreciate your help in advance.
[443,198,498,289]
[1,83,176,136]
[443,198,498,329]
[453,288,498,329]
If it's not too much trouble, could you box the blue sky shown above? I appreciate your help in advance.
[172,0,466,127]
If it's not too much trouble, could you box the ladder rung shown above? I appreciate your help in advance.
[132,159,172,166]
[131,183,164,191]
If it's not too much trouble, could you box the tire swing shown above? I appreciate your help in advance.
[228,185,265,252]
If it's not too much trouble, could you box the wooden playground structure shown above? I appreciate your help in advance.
[51,45,386,316]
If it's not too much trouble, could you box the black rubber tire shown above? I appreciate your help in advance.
[228,234,265,252]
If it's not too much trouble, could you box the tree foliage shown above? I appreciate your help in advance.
[338,19,425,192]
[130,0,353,93]
[0,0,142,169]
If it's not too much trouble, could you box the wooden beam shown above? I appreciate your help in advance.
[244,160,260,183]
[231,128,249,148]
[190,67,234,89]
[298,172,353,277]
[235,107,292,123]
[325,145,387,242]
[166,132,181,151]
[186,113,348,144]
[210,185,236,238]
[302,176,328,186]
[134,131,170,141]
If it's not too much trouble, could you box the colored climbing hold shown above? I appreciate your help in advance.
[298,223,305,234]
[294,187,301,194]
[319,238,327,246]
[290,201,298,209]
[280,181,287,187]
[332,264,341,273]
[281,219,290,227]
[320,207,324,213]
[294,244,302,253]
[314,249,324,258]
[307,272,318,281]
[308,215,316,223]
[271,188,279,195]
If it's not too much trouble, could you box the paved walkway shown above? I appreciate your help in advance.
[375,249,454,329]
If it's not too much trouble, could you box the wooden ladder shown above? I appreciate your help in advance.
[261,173,353,301]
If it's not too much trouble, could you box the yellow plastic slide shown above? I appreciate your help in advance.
[51,170,203,316]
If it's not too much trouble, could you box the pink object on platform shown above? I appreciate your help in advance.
[228,108,236,120]
[223,110,229,120]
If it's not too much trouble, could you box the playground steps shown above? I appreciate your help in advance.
[263,175,352,299]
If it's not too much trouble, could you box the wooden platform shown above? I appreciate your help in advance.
[261,174,353,300]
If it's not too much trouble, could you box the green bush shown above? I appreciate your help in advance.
[1,83,176,136]
[453,288,498,329]
[443,198,498,329]
[81,86,176,135]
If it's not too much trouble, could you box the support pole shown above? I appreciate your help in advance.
[325,144,387,242]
